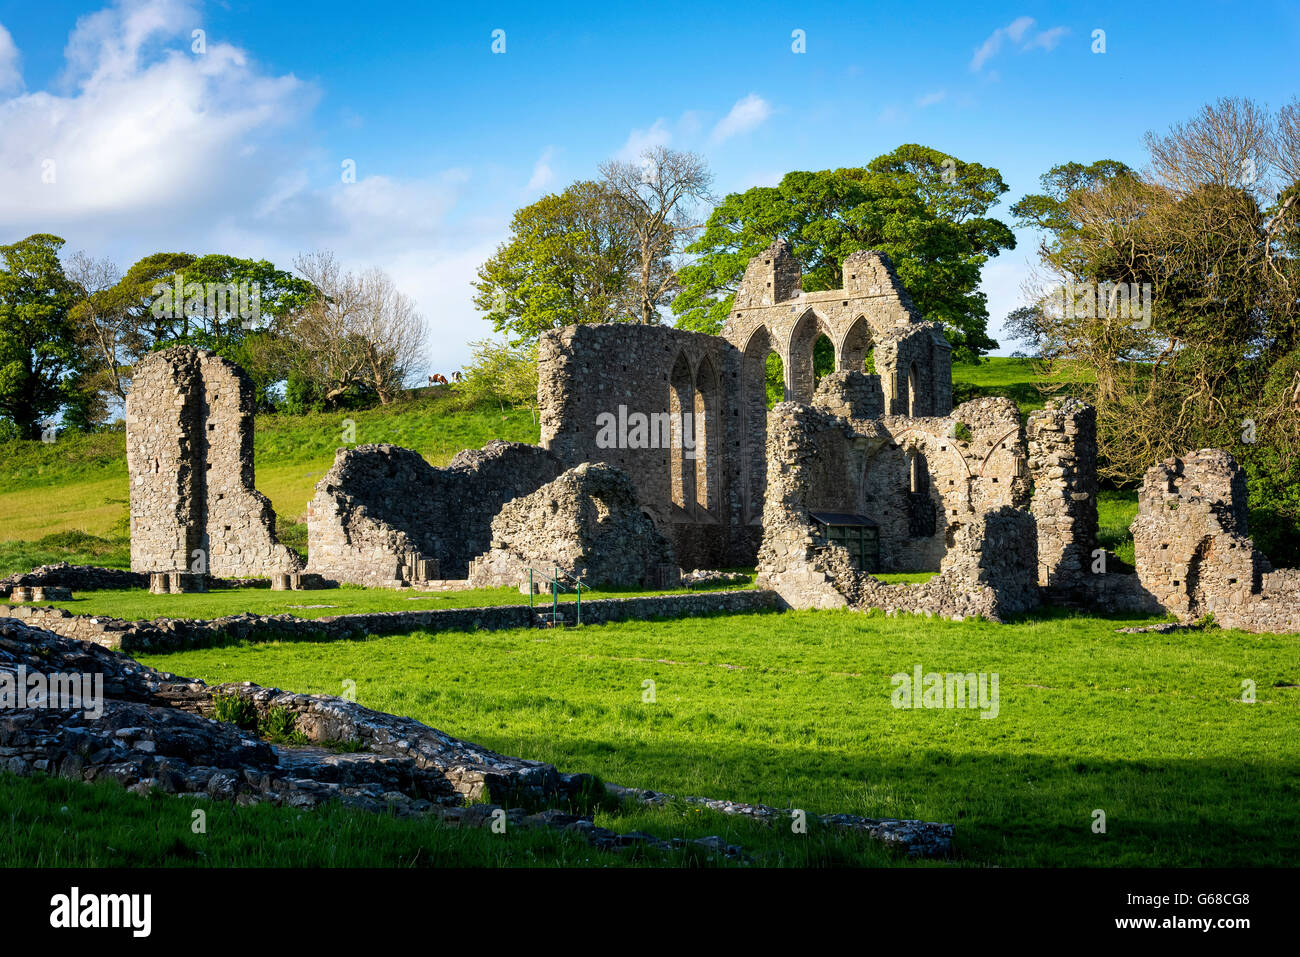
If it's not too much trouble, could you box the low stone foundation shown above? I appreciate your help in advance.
[0,563,148,597]
[0,589,780,653]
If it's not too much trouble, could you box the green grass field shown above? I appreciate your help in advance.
[21,579,753,620]
[27,606,1271,867]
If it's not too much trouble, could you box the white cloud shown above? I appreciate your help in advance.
[0,0,497,374]
[1004,16,1036,44]
[0,0,311,224]
[916,90,946,107]
[970,17,1068,72]
[710,93,772,145]
[526,146,556,191]
[615,118,672,160]
[1024,26,1069,52]
[0,22,22,94]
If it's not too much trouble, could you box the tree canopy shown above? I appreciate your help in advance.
[472,181,642,341]
[0,234,81,439]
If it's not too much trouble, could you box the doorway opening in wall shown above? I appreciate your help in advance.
[764,352,785,409]
[810,511,880,573]
[813,334,836,392]
[907,452,937,538]
[842,315,875,375]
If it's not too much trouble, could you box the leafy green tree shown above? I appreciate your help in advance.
[70,251,314,410]
[672,145,1015,360]
[457,338,539,419]
[0,234,81,438]
[473,182,640,341]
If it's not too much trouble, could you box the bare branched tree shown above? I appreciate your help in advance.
[287,251,428,405]
[1143,96,1275,197]
[599,146,713,323]
[66,251,130,401]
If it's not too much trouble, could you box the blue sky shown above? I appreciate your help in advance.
[1,0,1297,370]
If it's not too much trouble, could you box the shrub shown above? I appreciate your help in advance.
[260,706,306,744]
[211,693,259,731]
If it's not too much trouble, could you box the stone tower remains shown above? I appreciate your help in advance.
[126,346,303,580]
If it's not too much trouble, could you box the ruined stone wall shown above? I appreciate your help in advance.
[721,241,952,416]
[537,323,753,569]
[861,397,1029,572]
[305,439,563,587]
[1132,450,1299,632]
[1027,398,1099,590]
[755,399,1038,620]
[468,463,674,589]
[126,347,301,579]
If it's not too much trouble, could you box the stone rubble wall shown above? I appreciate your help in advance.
[0,589,779,654]
[467,462,675,589]
[0,616,577,810]
[811,370,885,420]
[305,439,564,587]
[0,563,149,597]
[1132,449,1300,633]
[755,398,1038,621]
[125,346,302,578]
[1026,398,1161,614]
[1028,398,1100,590]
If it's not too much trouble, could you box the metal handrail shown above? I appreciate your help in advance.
[526,565,589,626]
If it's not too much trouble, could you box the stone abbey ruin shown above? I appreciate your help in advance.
[108,242,1297,634]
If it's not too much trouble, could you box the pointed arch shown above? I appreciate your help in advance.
[840,315,876,374]
[694,355,720,514]
[788,308,835,404]
[669,352,694,511]
[906,361,920,416]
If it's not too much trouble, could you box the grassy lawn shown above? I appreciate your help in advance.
[1098,490,1140,566]
[0,768,901,868]
[90,605,1300,868]
[951,356,1089,415]
[24,578,758,621]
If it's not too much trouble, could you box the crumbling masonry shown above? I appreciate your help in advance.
[1132,450,1300,632]
[126,347,302,579]
[305,440,563,588]
[467,462,676,590]
[122,254,1299,632]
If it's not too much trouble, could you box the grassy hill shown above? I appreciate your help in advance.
[0,358,1109,575]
